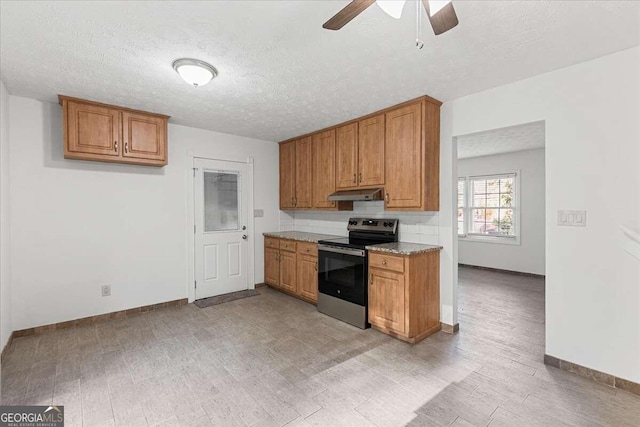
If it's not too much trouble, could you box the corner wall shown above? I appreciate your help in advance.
[0,81,11,352]
[441,46,640,382]
[458,148,546,275]
[8,96,279,331]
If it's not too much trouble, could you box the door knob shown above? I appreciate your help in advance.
[242,225,247,230]
[242,235,248,240]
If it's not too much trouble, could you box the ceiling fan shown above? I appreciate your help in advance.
[323,0,459,35]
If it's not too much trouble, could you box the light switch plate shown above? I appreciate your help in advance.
[254,209,264,218]
[557,210,587,227]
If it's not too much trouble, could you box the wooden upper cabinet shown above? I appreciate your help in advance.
[279,141,296,209]
[335,123,358,189]
[385,102,424,209]
[66,101,121,157]
[295,137,313,209]
[358,114,385,187]
[60,96,169,166]
[122,112,166,163]
[312,130,337,209]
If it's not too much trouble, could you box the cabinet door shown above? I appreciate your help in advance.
[66,101,121,158]
[385,103,423,209]
[122,112,167,164]
[358,114,385,187]
[369,268,406,334]
[265,247,280,286]
[279,141,296,209]
[335,123,358,189]
[279,251,297,293]
[295,137,313,208]
[312,130,337,209]
[297,254,318,303]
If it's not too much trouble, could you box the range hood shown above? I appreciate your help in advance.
[327,188,383,202]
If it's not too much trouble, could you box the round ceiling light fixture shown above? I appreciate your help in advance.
[172,58,218,87]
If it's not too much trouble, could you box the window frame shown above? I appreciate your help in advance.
[457,171,521,245]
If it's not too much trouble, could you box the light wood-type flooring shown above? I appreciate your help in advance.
[1,267,639,426]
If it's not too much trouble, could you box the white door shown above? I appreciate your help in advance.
[194,158,249,299]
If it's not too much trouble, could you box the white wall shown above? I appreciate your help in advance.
[8,96,279,331]
[440,47,640,382]
[458,148,545,275]
[0,81,11,351]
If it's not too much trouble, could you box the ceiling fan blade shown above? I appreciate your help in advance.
[323,0,376,30]
[422,0,459,35]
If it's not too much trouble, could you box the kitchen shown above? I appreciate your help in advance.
[1,1,639,426]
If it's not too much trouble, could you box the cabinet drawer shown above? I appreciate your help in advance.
[297,242,318,256]
[265,237,280,249]
[280,240,297,252]
[369,252,404,273]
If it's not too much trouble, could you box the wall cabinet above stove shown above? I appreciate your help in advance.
[59,95,169,167]
[278,95,441,211]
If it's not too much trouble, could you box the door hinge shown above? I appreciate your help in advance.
[194,280,197,289]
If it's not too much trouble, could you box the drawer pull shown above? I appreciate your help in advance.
[306,248,310,253]
[114,141,118,152]
[382,259,387,265]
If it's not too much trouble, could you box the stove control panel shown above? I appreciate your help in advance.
[347,218,398,234]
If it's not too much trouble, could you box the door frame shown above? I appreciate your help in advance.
[186,151,255,303]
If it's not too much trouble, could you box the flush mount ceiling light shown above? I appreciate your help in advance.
[172,58,218,87]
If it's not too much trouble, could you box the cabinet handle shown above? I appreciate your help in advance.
[385,193,390,205]
[125,142,128,153]
[382,259,387,265]
[352,174,356,183]
[315,262,318,271]
[114,141,118,152]
[370,273,373,284]
[359,173,362,183]
[306,248,310,253]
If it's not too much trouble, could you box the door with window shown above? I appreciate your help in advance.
[194,158,249,299]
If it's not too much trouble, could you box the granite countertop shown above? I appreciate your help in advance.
[263,231,341,243]
[366,242,443,255]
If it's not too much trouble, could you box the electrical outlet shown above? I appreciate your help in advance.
[101,285,111,297]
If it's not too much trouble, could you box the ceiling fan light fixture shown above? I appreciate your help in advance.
[427,0,452,17]
[376,0,406,19]
[172,58,218,87]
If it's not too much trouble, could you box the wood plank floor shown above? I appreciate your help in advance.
[1,266,639,426]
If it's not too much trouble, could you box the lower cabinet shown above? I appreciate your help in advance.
[264,238,318,304]
[368,251,440,343]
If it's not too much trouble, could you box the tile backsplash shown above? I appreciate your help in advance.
[279,201,439,244]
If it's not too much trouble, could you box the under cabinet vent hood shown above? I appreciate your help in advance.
[327,188,383,202]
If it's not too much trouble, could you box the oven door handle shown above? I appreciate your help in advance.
[317,244,365,257]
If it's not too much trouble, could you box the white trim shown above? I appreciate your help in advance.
[186,152,256,303]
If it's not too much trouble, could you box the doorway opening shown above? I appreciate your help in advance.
[453,121,547,363]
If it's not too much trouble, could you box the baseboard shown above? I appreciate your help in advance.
[544,354,640,396]
[11,298,189,340]
[1,331,15,363]
[440,322,460,334]
[255,282,267,288]
[458,263,545,278]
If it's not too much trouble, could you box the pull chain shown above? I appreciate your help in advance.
[416,0,424,49]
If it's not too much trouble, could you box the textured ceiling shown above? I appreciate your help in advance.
[1,1,639,142]
[457,121,545,159]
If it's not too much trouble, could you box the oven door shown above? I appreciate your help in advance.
[318,245,367,306]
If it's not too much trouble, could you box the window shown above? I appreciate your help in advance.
[457,178,466,236]
[458,173,519,243]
